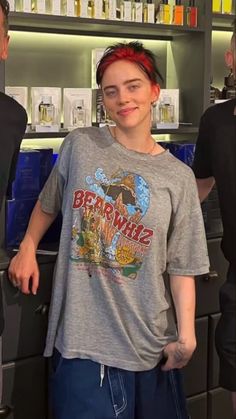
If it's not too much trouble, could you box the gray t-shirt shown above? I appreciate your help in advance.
[40,126,209,371]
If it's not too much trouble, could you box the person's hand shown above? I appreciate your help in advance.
[161,338,196,371]
[8,248,39,295]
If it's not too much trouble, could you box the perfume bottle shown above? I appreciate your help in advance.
[159,96,175,124]
[186,0,198,28]
[221,70,236,99]
[120,0,132,20]
[143,0,154,23]
[103,0,109,18]
[39,96,55,126]
[222,0,232,14]
[210,78,221,103]
[172,0,184,26]
[88,0,95,17]
[212,0,221,13]
[132,0,142,22]
[73,100,86,127]
[156,0,171,24]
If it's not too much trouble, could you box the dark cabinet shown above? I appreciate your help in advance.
[183,317,208,397]
[1,263,54,363]
[187,393,207,419]
[195,238,228,317]
[2,356,47,419]
[0,260,54,419]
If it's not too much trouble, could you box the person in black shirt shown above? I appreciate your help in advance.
[193,25,236,416]
[0,0,27,410]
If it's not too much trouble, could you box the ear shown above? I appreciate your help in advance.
[0,35,9,60]
[225,49,233,69]
[151,84,160,104]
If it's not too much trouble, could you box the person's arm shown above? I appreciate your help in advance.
[196,177,215,202]
[161,275,196,371]
[8,200,58,295]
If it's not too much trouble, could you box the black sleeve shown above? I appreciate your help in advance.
[192,110,213,179]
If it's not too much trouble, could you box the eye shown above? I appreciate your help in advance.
[128,84,140,91]
[104,89,117,98]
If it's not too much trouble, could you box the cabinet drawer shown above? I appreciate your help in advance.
[208,388,234,419]
[1,262,54,362]
[195,238,228,317]
[183,317,208,397]
[1,356,47,419]
[187,393,207,419]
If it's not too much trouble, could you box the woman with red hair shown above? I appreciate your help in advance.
[9,41,209,419]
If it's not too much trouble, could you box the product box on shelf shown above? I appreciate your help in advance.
[34,147,54,189]
[9,149,40,200]
[61,0,76,16]
[63,88,92,130]
[31,87,61,132]
[6,197,37,247]
[5,86,28,112]
[161,142,195,167]
[91,48,106,89]
[153,89,179,129]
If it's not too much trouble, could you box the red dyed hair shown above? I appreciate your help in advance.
[96,41,163,86]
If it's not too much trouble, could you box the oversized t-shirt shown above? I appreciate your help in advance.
[40,126,209,371]
[192,99,236,265]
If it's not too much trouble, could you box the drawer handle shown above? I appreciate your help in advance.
[0,405,13,418]
[35,303,49,315]
[203,270,219,281]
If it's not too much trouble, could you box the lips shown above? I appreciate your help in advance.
[117,107,138,116]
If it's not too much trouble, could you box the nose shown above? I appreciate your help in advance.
[117,88,130,104]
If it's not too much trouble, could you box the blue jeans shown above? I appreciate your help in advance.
[50,349,189,419]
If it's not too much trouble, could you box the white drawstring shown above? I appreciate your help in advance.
[100,364,105,387]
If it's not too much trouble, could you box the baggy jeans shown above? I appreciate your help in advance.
[50,349,189,419]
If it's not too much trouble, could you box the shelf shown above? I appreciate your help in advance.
[212,13,236,31]
[24,129,68,139]
[9,12,205,40]
[23,126,199,139]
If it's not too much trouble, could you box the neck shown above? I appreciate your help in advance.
[110,125,156,154]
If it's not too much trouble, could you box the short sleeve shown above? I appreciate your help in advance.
[192,110,213,179]
[38,164,63,214]
[167,172,209,276]
[38,134,72,214]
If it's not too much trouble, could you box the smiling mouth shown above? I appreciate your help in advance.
[118,108,138,116]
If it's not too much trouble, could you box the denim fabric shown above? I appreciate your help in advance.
[50,349,189,419]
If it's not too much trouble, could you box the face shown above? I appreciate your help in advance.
[225,35,236,77]
[0,7,9,61]
[101,59,160,130]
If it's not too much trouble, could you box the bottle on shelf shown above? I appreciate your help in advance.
[120,0,132,21]
[61,0,76,16]
[221,69,236,99]
[186,0,198,28]
[221,0,233,14]
[88,0,95,17]
[212,0,221,13]
[159,96,175,123]
[143,0,155,23]
[132,0,143,22]
[39,96,55,126]
[172,0,184,26]
[210,78,221,103]
[156,0,171,24]
[72,99,86,127]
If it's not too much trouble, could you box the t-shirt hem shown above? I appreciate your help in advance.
[167,265,209,276]
[44,341,175,371]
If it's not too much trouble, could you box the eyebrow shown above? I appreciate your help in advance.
[103,78,143,91]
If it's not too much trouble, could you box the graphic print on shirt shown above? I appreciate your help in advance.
[70,168,153,281]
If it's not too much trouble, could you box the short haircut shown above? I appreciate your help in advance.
[0,0,9,35]
[96,41,163,86]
